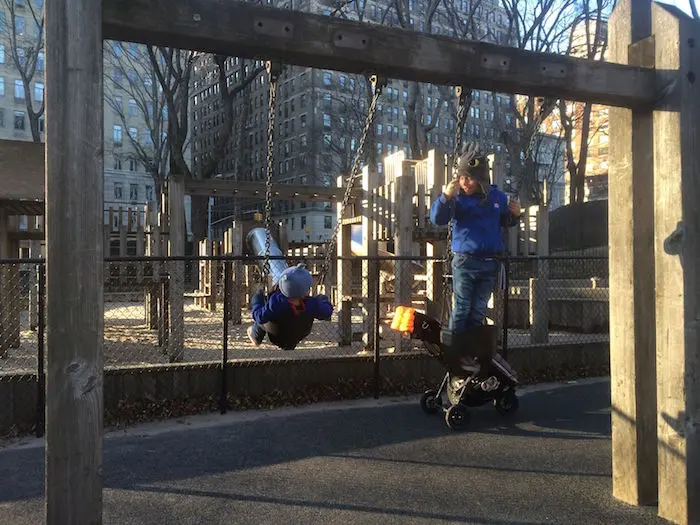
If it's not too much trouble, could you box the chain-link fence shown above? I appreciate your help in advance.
[0,260,45,438]
[505,256,609,347]
[1,254,609,435]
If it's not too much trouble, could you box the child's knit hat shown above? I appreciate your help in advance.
[278,264,313,298]
[457,142,490,193]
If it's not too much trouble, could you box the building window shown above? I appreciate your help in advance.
[128,127,138,141]
[129,184,138,200]
[33,82,43,101]
[113,125,123,146]
[322,71,331,86]
[300,114,307,128]
[324,216,332,229]
[129,160,137,172]
[0,77,4,96]
[0,45,4,64]
[128,99,137,116]
[113,158,122,170]
[145,185,154,201]
[0,109,4,128]
[36,52,44,71]
[323,134,331,146]
[13,111,24,130]
[14,16,24,36]
[291,217,295,230]
[114,182,123,200]
[14,79,24,99]
[323,113,330,128]
[301,216,307,230]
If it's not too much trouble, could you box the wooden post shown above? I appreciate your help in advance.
[651,5,700,524]
[226,222,243,324]
[361,166,378,352]
[425,149,447,320]
[394,162,414,353]
[608,0,658,508]
[136,210,144,283]
[103,209,111,258]
[529,278,548,344]
[118,207,127,284]
[145,204,160,330]
[45,0,104,520]
[168,174,185,362]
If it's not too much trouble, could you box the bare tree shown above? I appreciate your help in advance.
[2,0,44,142]
[690,0,699,19]
[494,0,580,205]
[104,41,170,200]
[558,0,611,205]
[184,53,265,242]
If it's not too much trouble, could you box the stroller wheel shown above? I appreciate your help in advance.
[445,404,470,431]
[420,390,442,415]
[495,389,519,415]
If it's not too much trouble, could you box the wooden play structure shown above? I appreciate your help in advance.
[43,0,700,523]
[0,140,44,357]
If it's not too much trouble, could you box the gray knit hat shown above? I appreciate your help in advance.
[457,142,490,193]
[277,263,313,298]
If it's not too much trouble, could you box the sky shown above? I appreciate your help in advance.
[659,0,695,16]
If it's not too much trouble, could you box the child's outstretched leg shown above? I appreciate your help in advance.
[247,323,266,346]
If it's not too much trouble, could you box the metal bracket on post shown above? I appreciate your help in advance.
[369,73,388,94]
[266,60,283,82]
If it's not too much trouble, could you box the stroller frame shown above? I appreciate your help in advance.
[391,307,520,431]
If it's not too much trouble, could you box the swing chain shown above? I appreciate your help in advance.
[262,60,282,286]
[319,74,387,287]
[440,85,469,324]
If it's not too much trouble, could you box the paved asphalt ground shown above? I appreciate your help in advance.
[0,378,669,525]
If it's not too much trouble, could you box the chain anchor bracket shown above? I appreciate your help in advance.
[265,60,283,81]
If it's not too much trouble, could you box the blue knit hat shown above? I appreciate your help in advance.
[277,264,313,298]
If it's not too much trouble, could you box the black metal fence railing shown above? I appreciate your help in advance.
[0,254,609,436]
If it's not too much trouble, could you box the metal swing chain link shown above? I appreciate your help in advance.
[440,86,469,323]
[262,60,282,286]
[319,74,387,287]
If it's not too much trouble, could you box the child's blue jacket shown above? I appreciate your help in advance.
[430,185,518,256]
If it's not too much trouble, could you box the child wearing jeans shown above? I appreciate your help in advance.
[429,143,521,334]
[247,263,333,350]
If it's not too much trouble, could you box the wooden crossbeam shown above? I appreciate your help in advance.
[185,178,362,201]
[103,0,656,108]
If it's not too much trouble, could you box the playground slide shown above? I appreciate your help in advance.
[246,227,289,283]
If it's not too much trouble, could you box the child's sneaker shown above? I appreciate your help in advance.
[247,325,261,346]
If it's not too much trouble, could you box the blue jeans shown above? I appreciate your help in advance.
[450,254,499,333]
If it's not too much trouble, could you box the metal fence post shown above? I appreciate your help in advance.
[502,256,509,361]
[36,262,46,438]
[220,260,231,414]
[373,258,381,399]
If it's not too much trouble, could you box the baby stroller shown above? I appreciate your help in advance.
[391,307,520,431]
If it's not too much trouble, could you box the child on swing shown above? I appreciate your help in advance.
[247,263,334,351]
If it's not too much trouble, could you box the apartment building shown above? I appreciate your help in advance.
[0,4,160,233]
[191,0,511,243]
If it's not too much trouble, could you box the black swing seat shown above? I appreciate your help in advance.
[262,312,314,351]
